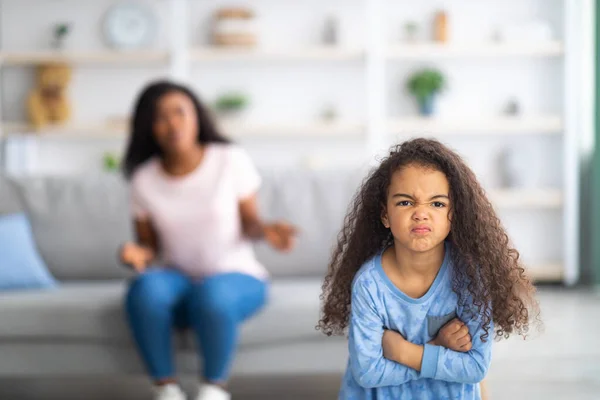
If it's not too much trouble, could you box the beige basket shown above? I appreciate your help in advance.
[212,7,257,47]
[213,33,257,47]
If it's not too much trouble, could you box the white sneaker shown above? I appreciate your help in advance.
[154,383,187,400]
[195,384,231,400]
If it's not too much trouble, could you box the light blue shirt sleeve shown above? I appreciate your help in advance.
[420,302,493,384]
[348,280,420,388]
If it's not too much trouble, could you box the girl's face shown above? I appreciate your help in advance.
[153,91,199,155]
[382,164,452,254]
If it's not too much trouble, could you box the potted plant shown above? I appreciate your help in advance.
[214,92,249,118]
[103,152,120,173]
[404,21,419,42]
[320,104,338,122]
[406,68,445,116]
[52,23,71,50]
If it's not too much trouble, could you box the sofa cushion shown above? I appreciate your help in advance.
[0,176,22,215]
[7,166,368,281]
[0,213,58,291]
[12,175,136,281]
[0,279,328,349]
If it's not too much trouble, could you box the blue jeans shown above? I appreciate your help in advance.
[125,267,268,382]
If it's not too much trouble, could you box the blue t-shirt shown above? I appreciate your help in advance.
[339,243,492,400]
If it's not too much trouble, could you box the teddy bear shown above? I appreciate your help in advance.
[27,63,72,129]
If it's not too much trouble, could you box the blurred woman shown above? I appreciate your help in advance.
[120,80,297,400]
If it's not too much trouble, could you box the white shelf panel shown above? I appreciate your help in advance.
[0,50,169,65]
[221,121,365,137]
[1,122,126,139]
[388,115,562,135]
[527,263,564,282]
[388,41,564,59]
[2,121,364,139]
[191,47,365,62]
[489,188,563,209]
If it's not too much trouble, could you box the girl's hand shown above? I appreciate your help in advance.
[120,242,155,273]
[264,222,297,252]
[431,318,472,352]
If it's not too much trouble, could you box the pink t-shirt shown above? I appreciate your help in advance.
[130,143,268,280]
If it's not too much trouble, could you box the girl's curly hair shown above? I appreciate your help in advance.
[318,138,540,341]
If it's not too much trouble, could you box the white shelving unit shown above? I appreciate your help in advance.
[525,263,564,281]
[1,120,365,139]
[488,188,563,209]
[2,121,126,136]
[0,50,169,65]
[191,47,365,62]
[0,0,584,285]
[219,121,365,138]
[388,115,563,135]
[376,0,579,287]
[387,41,564,59]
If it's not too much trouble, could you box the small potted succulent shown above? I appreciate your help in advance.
[52,23,72,50]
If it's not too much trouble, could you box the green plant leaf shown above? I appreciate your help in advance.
[55,24,70,38]
[103,153,120,172]
[406,68,446,101]
[214,93,249,111]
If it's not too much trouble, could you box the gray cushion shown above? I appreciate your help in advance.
[0,176,23,215]
[254,167,366,278]
[12,175,135,281]
[0,279,326,349]
[6,166,368,280]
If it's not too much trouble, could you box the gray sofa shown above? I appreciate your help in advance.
[0,167,366,377]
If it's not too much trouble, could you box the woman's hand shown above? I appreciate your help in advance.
[263,222,297,252]
[430,318,472,352]
[120,242,155,273]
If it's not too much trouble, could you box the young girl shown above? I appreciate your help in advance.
[318,138,539,399]
[120,80,296,400]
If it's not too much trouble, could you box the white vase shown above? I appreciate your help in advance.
[498,146,542,189]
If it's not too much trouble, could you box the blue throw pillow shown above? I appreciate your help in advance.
[0,213,58,291]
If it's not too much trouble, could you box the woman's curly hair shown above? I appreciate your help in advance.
[318,138,540,341]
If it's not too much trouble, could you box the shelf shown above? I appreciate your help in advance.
[191,47,364,62]
[0,43,562,64]
[1,122,126,139]
[489,188,563,209]
[2,118,558,140]
[1,120,364,139]
[220,121,365,137]
[0,50,169,66]
[388,115,562,135]
[388,41,564,59]
[527,263,564,282]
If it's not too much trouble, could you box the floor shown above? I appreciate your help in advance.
[0,287,598,400]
